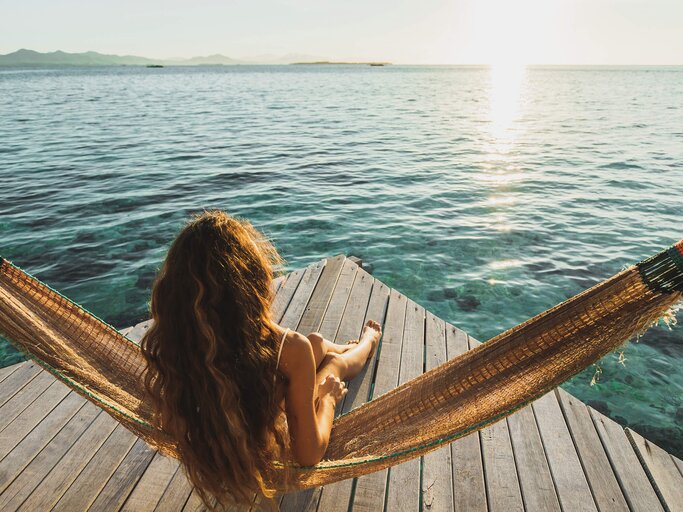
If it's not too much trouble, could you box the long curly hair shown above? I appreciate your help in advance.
[140,210,288,509]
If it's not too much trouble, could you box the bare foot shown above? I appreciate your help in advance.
[359,320,382,360]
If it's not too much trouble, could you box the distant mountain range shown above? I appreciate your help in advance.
[0,49,328,66]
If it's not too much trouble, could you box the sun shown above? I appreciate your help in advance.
[450,0,564,67]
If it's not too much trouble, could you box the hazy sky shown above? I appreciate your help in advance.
[1,0,681,64]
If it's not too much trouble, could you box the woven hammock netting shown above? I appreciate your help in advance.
[0,241,682,491]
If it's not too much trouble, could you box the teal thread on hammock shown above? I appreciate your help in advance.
[636,246,683,293]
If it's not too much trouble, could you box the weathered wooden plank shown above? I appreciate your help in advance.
[0,362,41,408]
[272,274,286,295]
[0,380,73,460]
[589,408,663,511]
[182,487,248,512]
[448,328,486,512]
[51,424,138,511]
[0,361,23,384]
[279,257,360,512]
[182,489,251,512]
[119,326,135,337]
[351,288,408,512]
[316,258,358,340]
[626,428,683,512]
[532,392,597,511]
[279,260,327,328]
[469,336,523,512]
[673,455,683,478]
[480,416,523,512]
[250,494,279,512]
[154,465,194,511]
[127,320,153,343]
[333,271,385,417]
[185,491,203,512]
[0,401,99,509]
[122,452,181,512]
[555,389,629,512]
[17,410,118,511]
[314,276,389,512]
[385,300,425,512]
[421,312,453,512]
[88,437,156,511]
[295,255,347,336]
[271,267,306,322]
[182,488,207,511]
[506,404,561,511]
[0,370,56,432]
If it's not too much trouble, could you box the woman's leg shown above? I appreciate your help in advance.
[307,320,381,372]
[312,321,381,383]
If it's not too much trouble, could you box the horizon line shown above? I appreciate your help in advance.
[1,49,682,67]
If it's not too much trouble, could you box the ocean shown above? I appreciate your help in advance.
[1,64,681,455]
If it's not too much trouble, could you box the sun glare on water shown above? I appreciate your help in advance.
[488,61,526,142]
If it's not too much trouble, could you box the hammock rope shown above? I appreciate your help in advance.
[0,240,681,490]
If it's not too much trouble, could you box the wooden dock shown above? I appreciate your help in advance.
[0,255,681,511]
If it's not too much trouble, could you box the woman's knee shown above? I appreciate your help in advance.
[307,332,325,366]
[307,332,324,346]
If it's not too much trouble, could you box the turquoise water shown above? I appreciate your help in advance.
[1,65,682,456]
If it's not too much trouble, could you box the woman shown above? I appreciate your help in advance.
[140,210,381,509]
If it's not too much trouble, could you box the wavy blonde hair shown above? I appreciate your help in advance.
[140,210,288,509]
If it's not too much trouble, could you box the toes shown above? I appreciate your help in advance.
[365,320,381,332]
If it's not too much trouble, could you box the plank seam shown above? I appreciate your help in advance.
[0,361,23,385]
[310,255,348,335]
[553,389,605,512]
[150,463,182,511]
[0,363,42,410]
[43,413,118,511]
[10,406,104,510]
[0,384,77,464]
[671,455,683,479]
[624,429,671,512]
[111,442,158,512]
[323,268,362,421]
[468,335,492,512]
[120,450,174,511]
[505,416,530,512]
[587,407,643,512]
[53,424,134,511]
[418,313,427,512]
[364,282,389,402]
[528,396,569,512]
[0,397,89,498]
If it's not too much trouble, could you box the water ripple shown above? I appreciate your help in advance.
[1,65,682,455]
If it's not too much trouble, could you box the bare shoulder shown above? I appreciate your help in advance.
[278,329,315,377]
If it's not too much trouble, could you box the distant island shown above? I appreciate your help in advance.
[0,49,388,67]
[291,61,390,66]
[0,49,242,67]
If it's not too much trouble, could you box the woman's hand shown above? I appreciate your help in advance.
[318,374,347,403]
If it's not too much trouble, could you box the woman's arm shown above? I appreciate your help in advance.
[279,332,346,466]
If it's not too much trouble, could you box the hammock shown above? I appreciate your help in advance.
[0,241,681,491]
